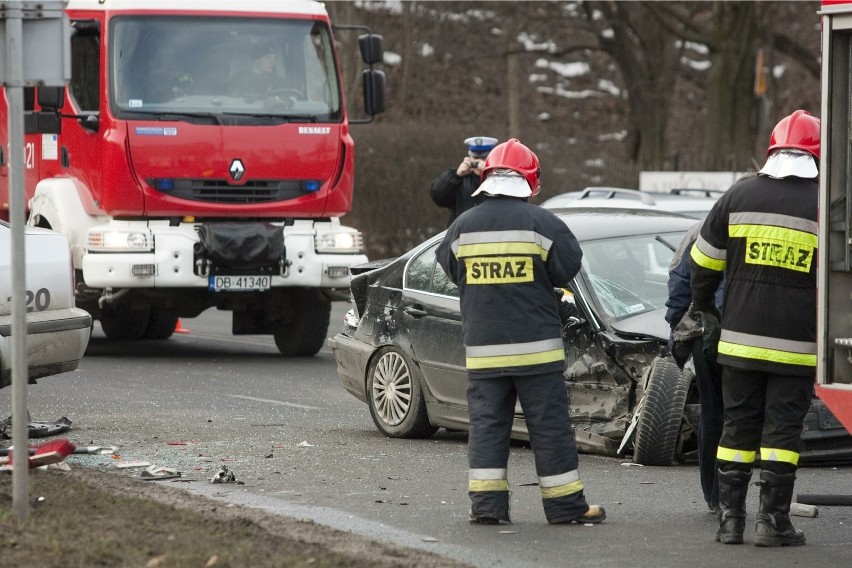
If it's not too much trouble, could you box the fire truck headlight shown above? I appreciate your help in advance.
[315,229,363,254]
[87,229,153,252]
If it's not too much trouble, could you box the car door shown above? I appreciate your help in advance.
[401,240,468,408]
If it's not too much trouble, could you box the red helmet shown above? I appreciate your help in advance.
[767,110,820,159]
[481,138,541,194]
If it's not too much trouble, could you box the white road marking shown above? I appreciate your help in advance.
[228,394,320,410]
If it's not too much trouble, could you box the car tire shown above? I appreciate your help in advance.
[633,356,692,466]
[99,307,151,340]
[366,347,437,439]
[142,308,178,339]
[272,292,330,357]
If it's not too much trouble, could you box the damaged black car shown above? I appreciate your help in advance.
[329,208,852,465]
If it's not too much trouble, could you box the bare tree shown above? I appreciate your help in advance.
[646,1,819,170]
[579,1,683,170]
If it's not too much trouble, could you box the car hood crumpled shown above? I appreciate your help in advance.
[608,308,670,342]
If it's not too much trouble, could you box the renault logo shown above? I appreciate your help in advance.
[229,159,245,181]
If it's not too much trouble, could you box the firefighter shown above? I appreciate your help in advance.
[430,136,498,227]
[435,138,605,525]
[690,110,819,547]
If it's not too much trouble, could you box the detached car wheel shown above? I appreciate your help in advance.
[367,347,437,439]
[633,356,692,466]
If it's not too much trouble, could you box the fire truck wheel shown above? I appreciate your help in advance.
[142,309,179,339]
[366,346,438,439]
[99,307,151,340]
[632,356,692,466]
[272,294,331,356]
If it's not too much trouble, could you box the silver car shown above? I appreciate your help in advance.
[0,221,92,389]
[540,187,719,219]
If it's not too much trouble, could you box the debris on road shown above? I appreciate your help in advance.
[114,459,151,469]
[2,414,72,439]
[141,465,182,481]
[210,465,237,484]
[0,439,76,469]
[790,503,819,518]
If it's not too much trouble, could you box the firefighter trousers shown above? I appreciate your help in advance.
[466,370,589,523]
[718,367,813,475]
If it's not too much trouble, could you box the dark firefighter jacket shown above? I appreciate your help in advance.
[435,196,583,378]
[430,169,485,227]
[689,174,818,376]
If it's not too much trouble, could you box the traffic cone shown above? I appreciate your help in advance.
[174,318,190,334]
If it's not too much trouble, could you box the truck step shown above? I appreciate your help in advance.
[836,338,852,348]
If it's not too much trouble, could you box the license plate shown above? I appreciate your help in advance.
[209,275,271,291]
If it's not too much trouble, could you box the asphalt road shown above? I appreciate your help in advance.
[4,302,852,567]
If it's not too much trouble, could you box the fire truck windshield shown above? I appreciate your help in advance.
[110,16,342,122]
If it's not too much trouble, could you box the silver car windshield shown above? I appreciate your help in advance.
[110,16,341,120]
[580,231,687,320]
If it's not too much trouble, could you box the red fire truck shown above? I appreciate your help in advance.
[0,0,385,356]
[818,0,852,433]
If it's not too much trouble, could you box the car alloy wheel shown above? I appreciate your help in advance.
[366,347,437,438]
[373,350,411,426]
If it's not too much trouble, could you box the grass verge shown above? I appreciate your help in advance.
[1,468,467,568]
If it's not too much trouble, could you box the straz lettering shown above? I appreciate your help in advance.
[746,238,814,273]
[465,256,533,284]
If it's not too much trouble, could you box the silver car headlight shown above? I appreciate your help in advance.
[87,229,152,252]
[315,228,363,254]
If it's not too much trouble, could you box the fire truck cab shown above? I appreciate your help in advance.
[0,0,385,356]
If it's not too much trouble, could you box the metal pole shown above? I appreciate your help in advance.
[3,1,30,520]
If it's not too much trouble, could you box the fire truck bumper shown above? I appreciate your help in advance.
[80,221,367,289]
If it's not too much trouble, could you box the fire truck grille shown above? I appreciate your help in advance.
[147,179,310,204]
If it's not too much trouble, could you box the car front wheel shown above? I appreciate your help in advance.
[633,356,693,466]
[366,347,437,439]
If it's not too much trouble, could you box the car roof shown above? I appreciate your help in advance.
[549,207,700,241]
[540,187,717,218]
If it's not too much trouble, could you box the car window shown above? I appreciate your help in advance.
[406,244,433,292]
[580,231,686,320]
[431,257,459,297]
[405,241,459,297]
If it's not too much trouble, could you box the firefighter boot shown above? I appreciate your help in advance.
[754,470,806,547]
[716,469,751,544]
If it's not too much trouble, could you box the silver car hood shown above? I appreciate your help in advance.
[609,308,670,342]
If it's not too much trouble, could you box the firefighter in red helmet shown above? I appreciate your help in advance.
[435,138,605,526]
[690,110,820,547]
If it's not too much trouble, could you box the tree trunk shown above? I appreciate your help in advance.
[702,3,760,170]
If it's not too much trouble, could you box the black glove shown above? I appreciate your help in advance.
[698,308,722,362]
[671,305,703,370]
